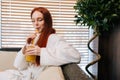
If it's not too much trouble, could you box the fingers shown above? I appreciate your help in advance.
[26,33,36,43]
[28,34,36,39]
[25,48,36,55]
[22,45,27,54]
[25,45,41,56]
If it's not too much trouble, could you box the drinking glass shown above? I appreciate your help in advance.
[25,44,36,63]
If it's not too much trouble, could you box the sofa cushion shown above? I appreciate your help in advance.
[38,66,65,80]
[0,51,17,70]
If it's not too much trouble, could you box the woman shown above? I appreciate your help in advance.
[0,7,80,80]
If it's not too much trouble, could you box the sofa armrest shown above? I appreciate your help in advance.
[61,63,91,80]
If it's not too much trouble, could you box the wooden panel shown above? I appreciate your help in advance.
[98,23,120,80]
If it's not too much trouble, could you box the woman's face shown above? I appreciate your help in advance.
[31,11,44,32]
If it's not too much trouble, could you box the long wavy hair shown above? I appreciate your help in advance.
[30,7,56,65]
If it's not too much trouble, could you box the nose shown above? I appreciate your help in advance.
[34,21,38,26]
[34,20,38,25]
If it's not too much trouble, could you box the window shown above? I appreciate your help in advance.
[0,0,89,71]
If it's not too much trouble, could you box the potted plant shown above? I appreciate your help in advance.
[74,0,120,80]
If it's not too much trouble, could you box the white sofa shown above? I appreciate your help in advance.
[0,51,65,80]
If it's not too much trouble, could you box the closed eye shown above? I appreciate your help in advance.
[38,18,43,22]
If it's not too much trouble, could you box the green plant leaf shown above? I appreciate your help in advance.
[74,0,120,35]
[103,18,108,24]
[111,14,118,17]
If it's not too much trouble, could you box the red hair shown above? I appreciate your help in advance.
[30,7,56,65]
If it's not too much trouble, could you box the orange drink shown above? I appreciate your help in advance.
[25,44,36,63]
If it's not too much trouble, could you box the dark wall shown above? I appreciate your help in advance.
[98,23,120,80]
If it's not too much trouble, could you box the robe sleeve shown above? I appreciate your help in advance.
[13,47,28,70]
[40,34,81,66]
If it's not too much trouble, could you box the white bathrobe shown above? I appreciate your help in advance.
[0,34,80,80]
